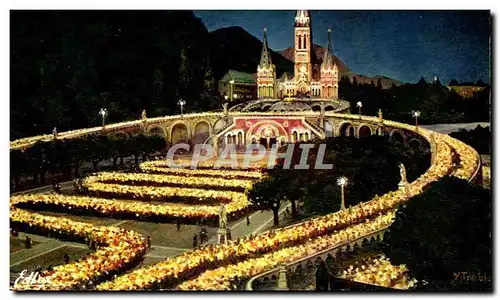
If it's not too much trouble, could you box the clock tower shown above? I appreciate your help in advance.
[294,10,312,93]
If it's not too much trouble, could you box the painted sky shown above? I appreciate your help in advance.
[194,10,491,84]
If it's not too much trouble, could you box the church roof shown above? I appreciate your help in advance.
[322,28,335,69]
[278,72,293,82]
[259,28,273,67]
[220,70,256,84]
[269,101,312,112]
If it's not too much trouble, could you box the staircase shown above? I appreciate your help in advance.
[304,118,325,139]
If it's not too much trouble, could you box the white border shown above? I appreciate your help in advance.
[3,1,497,300]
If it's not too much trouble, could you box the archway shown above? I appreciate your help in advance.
[358,125,372,138]
[112,132,129,140]
[193,121,210,145]
[409,138,422,150]
[390,130,405,144]
[339,122,355,137]
[171,123,189,145]
[311,105,321,112]
[324,105,335,112]
[149,127,166,138]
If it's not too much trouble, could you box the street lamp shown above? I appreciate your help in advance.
[412,110,421,128]
[229,80,235,101]
[99,108,107,127]
[337,176,348,210]
[233,93,238,100]
[356,101,363,118]
[178,99,186,117]
[224,95,228,101]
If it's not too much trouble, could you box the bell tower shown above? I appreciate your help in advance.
[294,10,312,93]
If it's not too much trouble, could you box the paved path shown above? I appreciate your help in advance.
[421,122,489,134]
[207,202,291,244]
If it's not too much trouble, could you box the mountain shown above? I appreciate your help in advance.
[280,45,404,89]
[208,26,293,80]
[208,26,404,89]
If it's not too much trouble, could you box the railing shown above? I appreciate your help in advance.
[245,225,391,290]
[304,118,325,138]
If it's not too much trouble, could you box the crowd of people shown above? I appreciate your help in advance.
[139,161,263,180]
[82,171,253,193]
[10,208,148,290]
[9,116,481,291]
[338,254,418,290]
[176,213,396,290]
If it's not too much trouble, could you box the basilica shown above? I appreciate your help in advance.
[257,10,339,99]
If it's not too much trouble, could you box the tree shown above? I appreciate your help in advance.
[476,79,486,87]
[383,177,492,291]
[86,135,110,171]
[417,76,427,86]
[449,79,459,86]
[246,176,282,226]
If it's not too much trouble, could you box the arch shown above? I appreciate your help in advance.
[171,123,189,145]
[390,129,405,144]
[246,120,288,144]
[109,131,129,140]
[193,121,210,145]
[311,105,321,112]
[148,126,166,138]
[409,138,422,150]
[262,105,272,111]
[357,125,372,138]
[338,122,355,137]
[324,105,335,112]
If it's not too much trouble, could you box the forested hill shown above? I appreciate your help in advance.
[208,26,294,80]
[11,10,216,140]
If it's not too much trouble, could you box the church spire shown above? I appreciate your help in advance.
[322,28,335,69]
[259,28,272,67]
[295,10,310,27]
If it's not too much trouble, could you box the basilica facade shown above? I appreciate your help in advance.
[257,10,339,99]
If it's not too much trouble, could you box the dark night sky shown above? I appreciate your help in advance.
[194,10,491,84]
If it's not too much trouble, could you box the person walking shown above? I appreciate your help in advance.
[177,220,181,232]
[25,236,32,249]
[63,253,70,264]
[246,216,251,226]
[193,233,198,248]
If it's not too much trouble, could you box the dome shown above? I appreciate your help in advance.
[269,101,313,112]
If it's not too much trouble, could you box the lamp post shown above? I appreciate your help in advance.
[178,99,186,118]
[412,110,421,128]
[99,108,107,127]
[337,176,348,210]
[233,93,238,100]
[224,95,228,101]
[356,101,363,119]
[229,80,235,101]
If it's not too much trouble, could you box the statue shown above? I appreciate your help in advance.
[141,110,147,121]
[399,163,408,187]
[378,109,383,121]
[219,205,228,229]
[52,127,58,139]
[222,103,229,117]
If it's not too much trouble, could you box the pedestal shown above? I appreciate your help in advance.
[217,228,229,244]
[276,264,289,291]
